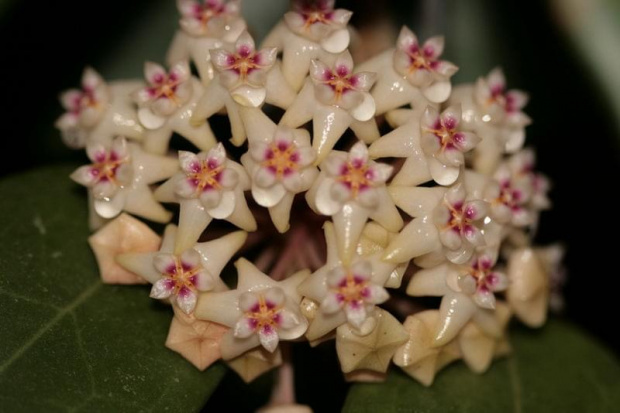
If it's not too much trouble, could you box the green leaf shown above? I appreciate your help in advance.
[0,164,225,412]
[344,320,620,412]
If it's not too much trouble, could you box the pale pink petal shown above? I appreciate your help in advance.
[457,274,477,295]
[314,83,337,105]
[82,67,104,90]
[60,89,82,111]
[150,278,175,299]
[264,287,285,307]
[310,59,331,83]
[397,26,418,52]
[463,225,485,246]
[175,178,198,198]
[423,36,444,59]
[235,31,256,55]
[351,260,372,280]
[487,67,506,93]
[295,147,316,167]
[330,181,352,203]
[512,207,531,227]
[234,316,256,338]
[487,271,508,292]
[178,150,200,173]
[421,132,441,156]
[323,154,346,176]
[491,203,512,224]
[114,164,133,186]
[249,141,270,162]
[175,81,193,104]
[170,60,191,82]
[349,141,369,163]
[211,49,234,71]
[70,166,98,187]
[434,60,458,77]
[111,137,128,159]
[338,89,364,110]
[321,292,343,314]
[326,266,347,287]
[255,47,277,68]
[282,171,303,192]
[407,68,433,88]
[238,291,259,312]
[180,249,201,268]
[153,253,177,274]
[176,287,198,314]
[219,168,239,189]
[422,106,440,130]
[246,68,268,87]
[258,325,279,352]
[254,167,277,188]
[144,61,167,85]
[284,11,305,30]
[506,90,528,111]
[177,0,197,17]
[132,87,152,105]
[80,106,101,127]
[453,131,480,152]
[278,309,300,329]
[92,180,118,199]
[220,70,241,89]
[334,51,354,74]
[392,50,411,76]
[344,301,367,328]
[363,284,389,304]
[331,8,352,25]
[193,270,215,291]
[369,163,393,183]
[308,21,331,39]
[441,105,461,129]
[474,287,496,309]
[433,204,451,225]
[445,184,466,206]
[351,72,376,92]
[199,188,223,209]
[439,228,462,250]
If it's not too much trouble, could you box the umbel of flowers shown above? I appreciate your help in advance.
[58,0,561,400]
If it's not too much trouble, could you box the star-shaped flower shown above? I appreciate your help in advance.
[392,310,461,386]
[88,213,161,284]
[298,221,398,340]
[262,0,352,91]
[56,67,143,149]
[335,309,409,374]
[70,136,179,228]
[357,26,458,116]
[195,258,309,359]
[280,51,379,163]
[239,109,318,232]
[165,306,229,370]
[307,141,402,261]
[167,0,247,83]
[506,247,549,327]
[384,183,489,265]
[154,143,256,253]
[370,104,481,187]
[407,251,508,346]
[117,224,246,314]
[132,61,217,154]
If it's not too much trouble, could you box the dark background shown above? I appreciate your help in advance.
[1,0,618,409]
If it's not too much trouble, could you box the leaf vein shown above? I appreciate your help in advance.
[507,355,523,413]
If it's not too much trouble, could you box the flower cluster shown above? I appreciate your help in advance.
[58,0,561,402]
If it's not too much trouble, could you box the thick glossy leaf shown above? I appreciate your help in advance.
[344,320,620,412]
[0,164,225,412]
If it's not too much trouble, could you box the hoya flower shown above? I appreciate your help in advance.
[154,143,255,253]
[56,68,143,149]
[370,104,480,187]
[506,247,549,327]
[195,258,308,359]
[191,32,294,146]
[210,31,278,106]
[70,137,178,227]
[384,182,489,265]
[117,225,246,314]
[167,0,246,83]
[393,28,458,93]
[177,0,241,37]
[262,0,352,91]
[407,251,508,345]
[281,51,378,163]
[420,105,481,184]
[484,162,533,227]
[307,141,402,261]
[299,221,397,340]
[357,26,458,115]
[132,61,217,154]
[433,184,488,263]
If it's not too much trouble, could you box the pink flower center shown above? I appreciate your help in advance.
[71,88,98,115]
[333,273,369,307]
[425,116,463,153]
[161,257,201,295]
[227,47,261,80]
[337,159,373,197]
[192,1,225,26]
[262,140,300,178]
[244,295,283,332]
[297,1,334,26]
[148,71,183,102]
[89,151,128,186]
[444,200,476,235]
[466,258,496,292]
[185,158,224,193]
[403,42,439,73]
[323,66,357,101]
[495,180,523,211]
